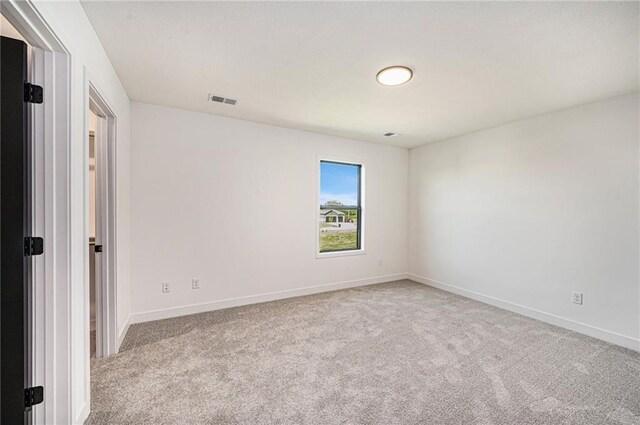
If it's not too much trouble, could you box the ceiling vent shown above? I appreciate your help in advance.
[208,93,237,106]
[383,132,399,137]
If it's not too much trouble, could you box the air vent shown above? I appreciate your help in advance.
[208,93,238,106]
[383,132,399,137]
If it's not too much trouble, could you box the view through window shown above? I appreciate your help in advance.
[319,160,362,253]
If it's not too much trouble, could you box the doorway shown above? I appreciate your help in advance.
[1,2,94,422]
[1,32,37,425]
[88,85,118,359]
[89,111,98,357]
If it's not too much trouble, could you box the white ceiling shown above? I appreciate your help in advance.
[81,1,639,149]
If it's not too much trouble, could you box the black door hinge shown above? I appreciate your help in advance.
[24,386,44,410]
[24,237,44,256]
[95,245,103,253]
[24,83,43,104]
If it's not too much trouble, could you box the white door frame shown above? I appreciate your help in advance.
[2,1,73,424]
[88,84,118,358]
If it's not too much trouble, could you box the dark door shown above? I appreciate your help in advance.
[1,35,33,425]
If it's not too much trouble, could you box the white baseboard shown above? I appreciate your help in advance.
[407,273,640,352]
[75,401,90,425]
[130,273,409,325]
[117,317,131,351]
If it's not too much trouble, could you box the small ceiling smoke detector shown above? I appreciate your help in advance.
[383,132,399,137]
[208,93,238,105]
[376,66,413,86]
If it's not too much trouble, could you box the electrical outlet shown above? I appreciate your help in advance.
[378,259,383,266]
[162,282,170,293]
[192,278,200,289]
[572,291,583,305]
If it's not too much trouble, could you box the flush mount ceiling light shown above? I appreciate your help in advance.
[376,66,413,86]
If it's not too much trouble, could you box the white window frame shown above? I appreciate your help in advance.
[316,156,366,259]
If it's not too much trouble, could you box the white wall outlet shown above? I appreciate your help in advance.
[378,259,383,266]
[192,278,200,289]
[162,282,170,293]
[572,291,583,305]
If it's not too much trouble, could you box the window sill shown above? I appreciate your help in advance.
[316,249,366,259]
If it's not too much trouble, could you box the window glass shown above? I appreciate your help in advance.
[319,161,361,253]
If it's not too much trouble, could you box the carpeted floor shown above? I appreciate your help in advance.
[91,330,96,358]
[86,280,640,425]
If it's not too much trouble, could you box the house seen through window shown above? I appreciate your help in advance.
[319,160,362,253]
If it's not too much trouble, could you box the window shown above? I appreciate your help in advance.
[318,160,363,254]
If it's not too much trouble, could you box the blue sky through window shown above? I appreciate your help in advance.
[320,161,359,206]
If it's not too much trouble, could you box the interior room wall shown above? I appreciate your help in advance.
[130,101,408,321]
[408,93,640,350]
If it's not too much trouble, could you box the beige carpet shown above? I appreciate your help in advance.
[86,280,640,424]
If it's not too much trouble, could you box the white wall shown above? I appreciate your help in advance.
[17,1,132,423]
[130,102,407,321]
[408,93,640,350]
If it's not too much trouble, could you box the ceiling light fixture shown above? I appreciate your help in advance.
[376,66,413,86]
